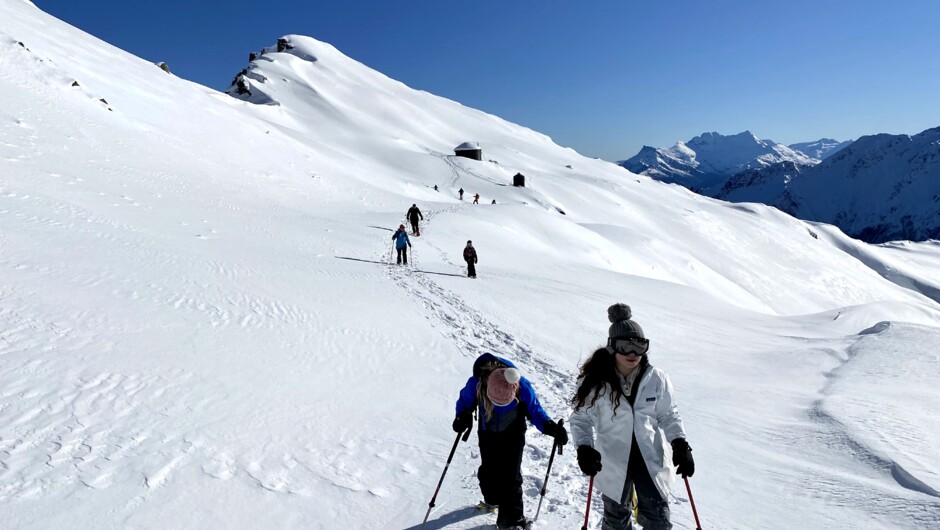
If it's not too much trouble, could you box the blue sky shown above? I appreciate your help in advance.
[35,0,940,160]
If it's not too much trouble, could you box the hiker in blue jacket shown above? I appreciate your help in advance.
[452,353,568,530]
[392,224,412,265]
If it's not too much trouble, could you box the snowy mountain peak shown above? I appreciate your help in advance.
[620,130,815,193]
[687,129,760,146]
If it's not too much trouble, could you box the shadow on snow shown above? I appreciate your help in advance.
[335,256,467,278]
[400,505,491,530]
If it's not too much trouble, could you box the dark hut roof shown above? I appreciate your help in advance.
[454,141,481,151]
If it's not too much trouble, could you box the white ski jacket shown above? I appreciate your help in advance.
[569,364,686,502]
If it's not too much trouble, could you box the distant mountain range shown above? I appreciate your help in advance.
[620,130,940,243]
[620,131,819,194]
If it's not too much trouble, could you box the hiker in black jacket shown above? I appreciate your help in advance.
[407,204,424,236]
[463,240,478,278]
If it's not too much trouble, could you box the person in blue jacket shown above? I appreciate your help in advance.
[392,224,411,265]
[452,353,568,530]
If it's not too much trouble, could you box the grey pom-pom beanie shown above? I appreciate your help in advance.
[607,303,645,339]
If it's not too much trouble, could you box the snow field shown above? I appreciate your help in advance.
[3,0,940,528]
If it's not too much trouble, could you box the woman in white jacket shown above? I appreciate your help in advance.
[569,303,694,530]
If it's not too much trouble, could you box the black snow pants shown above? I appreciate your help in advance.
[478,424,526,527]
[601,437,671,530]
[396,247,408,264]
[466,259,476,278]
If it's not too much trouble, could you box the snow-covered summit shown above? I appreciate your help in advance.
[620,130,816,193]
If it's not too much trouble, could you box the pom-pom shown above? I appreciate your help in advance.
[607,303,632,323]
[503,367,521,384]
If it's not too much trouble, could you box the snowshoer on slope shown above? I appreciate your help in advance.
[459,188,464,200]
[463,240,478,278]
[392,224,412,265]
[569,303,695,530]
[453,353,568,530]
[407,204,424,235]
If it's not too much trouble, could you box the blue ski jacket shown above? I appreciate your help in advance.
[393,229,411,249]
[455,353,553,434]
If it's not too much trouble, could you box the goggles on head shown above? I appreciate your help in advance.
[608,337,649,356]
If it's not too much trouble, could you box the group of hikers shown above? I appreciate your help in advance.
[391,203,479,278]
[458,187,493,204]
[391,201,696,529]
[444,303,695,530]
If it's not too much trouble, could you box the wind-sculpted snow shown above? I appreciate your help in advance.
[801,322,940,527]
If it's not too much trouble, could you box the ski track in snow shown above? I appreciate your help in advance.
[378,208,698,529]
[423,147,505,188]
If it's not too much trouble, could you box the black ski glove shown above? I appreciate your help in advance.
[671,438,694,478]
[452,410,473,433]
[577,445,602,476]
[542,420,569,446]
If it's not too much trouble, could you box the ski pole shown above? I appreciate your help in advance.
[581,474,594,530]
[420,427,472,530]
[684,477,703,530]
[533,419,563,522]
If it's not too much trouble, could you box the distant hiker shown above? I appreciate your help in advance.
[453,353,568,530]
[473,193,480,204]
[463,240,478,278]
[392,224,412,265]
[459,188,465,200]
[569,303,694,530]
[491,199,497,204]
[407,204,424,236]
[434,185,439,192]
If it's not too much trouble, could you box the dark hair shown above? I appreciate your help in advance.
[570,347,626,415]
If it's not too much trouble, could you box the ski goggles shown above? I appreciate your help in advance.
[609,337,649,356]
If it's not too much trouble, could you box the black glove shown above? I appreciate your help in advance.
[671,438,694,478]
[577,445,602,476]
[542,420,569,446]
[452,411,473,433]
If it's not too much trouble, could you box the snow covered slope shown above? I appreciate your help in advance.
[789,138,852,160]
[715,160,807,203]
[784,128,940,243]
[2,1,940,529]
